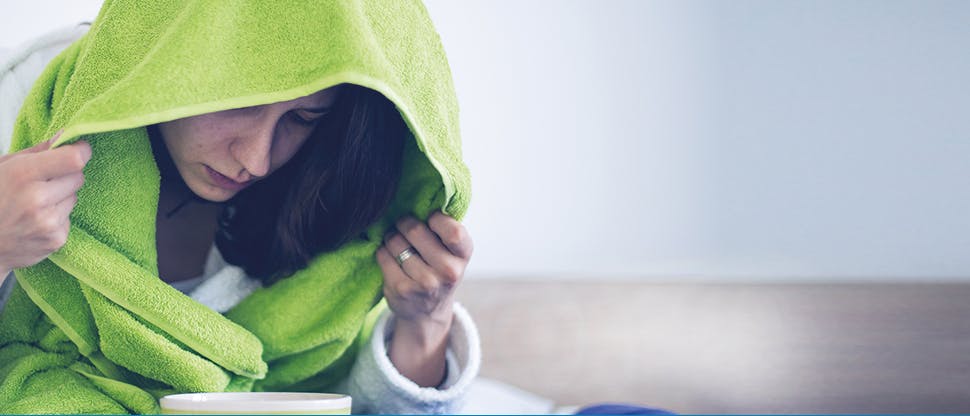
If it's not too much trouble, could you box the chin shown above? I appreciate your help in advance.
[187,180,237,202]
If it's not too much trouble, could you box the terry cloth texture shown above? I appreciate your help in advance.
[0,22,92,154]
[0,0,470,413]
[344,303,480,414]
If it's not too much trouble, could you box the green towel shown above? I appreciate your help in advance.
[0,0,469,413]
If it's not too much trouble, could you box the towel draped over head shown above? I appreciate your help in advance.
[0,0,470,412]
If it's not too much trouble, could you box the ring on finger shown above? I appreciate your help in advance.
[396,247,416,266]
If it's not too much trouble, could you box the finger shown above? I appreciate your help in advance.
[18,130,62,155]
[395,216,451,269]
[383,231,439,291]
[36,173,85,208]
[428,211,474,259]
[376,245,418,296]
[25,141,92,181]
[396,216,465,283]
[50,192,79,227]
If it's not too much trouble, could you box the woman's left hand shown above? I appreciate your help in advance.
[376,210,473,387]
[377,210,473,330]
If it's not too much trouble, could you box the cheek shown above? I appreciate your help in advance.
[167,115,233,161]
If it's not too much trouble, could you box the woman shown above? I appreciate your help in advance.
[0,1,477,414]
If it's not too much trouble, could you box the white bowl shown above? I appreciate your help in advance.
[159,392,352,414]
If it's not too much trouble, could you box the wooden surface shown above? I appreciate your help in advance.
[456,280,970,414]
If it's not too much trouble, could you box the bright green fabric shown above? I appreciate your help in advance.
[0,0,469,413]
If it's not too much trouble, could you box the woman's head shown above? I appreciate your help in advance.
[156,85,344,202]
[153,84,409,283]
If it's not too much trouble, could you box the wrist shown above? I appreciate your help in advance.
[393,308,454,350]
[387,310,453,388]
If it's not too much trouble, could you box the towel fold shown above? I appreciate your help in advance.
[0,0,469,413]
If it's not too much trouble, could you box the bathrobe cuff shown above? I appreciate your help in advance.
[345,302,481,414]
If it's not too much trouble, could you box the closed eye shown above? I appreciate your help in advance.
[290,110,328,126]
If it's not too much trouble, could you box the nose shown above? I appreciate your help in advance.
[230,112,275,180]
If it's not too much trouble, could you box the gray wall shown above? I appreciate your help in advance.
[3,1,969,281]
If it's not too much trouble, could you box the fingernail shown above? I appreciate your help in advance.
[81,141,93,162]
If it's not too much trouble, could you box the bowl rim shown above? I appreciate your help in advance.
[159,392,352,412]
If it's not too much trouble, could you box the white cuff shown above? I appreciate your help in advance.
[346,302,481,414]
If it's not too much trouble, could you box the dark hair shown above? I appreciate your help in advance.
[212,84,408,284]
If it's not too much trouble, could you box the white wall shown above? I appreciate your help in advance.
[425,0,970,281]
[3,1,969,281]
[0,1,103,48]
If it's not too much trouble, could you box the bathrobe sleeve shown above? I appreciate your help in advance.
[342,303,481,414]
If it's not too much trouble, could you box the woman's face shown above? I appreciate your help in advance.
[157,85,342,202]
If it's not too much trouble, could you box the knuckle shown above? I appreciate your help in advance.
[41,215,61,234]
[25,205,47,227]
[22,189,45,212]
[420,279,439,294]
[441,262,463,284]
[46,229,69,251]
[393,281,412,297]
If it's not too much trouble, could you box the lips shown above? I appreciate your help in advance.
[205,165,252,191]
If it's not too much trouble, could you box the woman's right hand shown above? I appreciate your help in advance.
[0,131,91,278]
